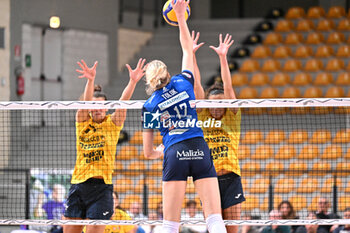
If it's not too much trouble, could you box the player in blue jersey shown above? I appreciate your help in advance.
[141,1,227,233]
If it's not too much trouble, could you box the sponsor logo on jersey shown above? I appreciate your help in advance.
[176,149,204,160]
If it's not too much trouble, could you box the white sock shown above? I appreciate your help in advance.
[206,214,227,233]
[162,220,180,233]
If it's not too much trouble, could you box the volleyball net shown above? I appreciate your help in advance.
[0,98,349,229]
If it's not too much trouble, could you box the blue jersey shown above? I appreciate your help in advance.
[142,70,204,152]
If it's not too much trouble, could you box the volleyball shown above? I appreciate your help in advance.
[162,0,191,26]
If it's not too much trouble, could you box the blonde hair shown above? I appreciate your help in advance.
[145,60,170,95]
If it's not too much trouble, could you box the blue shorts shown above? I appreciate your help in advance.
[64,178,114,220]
[163,137,217,181]
[218,172,245,209]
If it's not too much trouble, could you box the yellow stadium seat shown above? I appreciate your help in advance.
[307,6,326,19]
[321,177,342,193]
[297,178,319,193]
[231,73,249,86]
[336,45,350,57]
[238,145,251,160]
[290,195,308,211]
[344,181,350,193]
[129,130,143,145]
[148,160,162,177]
[339,195,350,211]
[321,144,343,159]
[241,178,249,191]
[186,177,196,194]
[117,145,139,160]
[292,73,312,86]
[337,18,350,31]
[314,45,334,58]
[275,19,294,32]
[148,194,162,210]
[275,178,295,193]
[242,130,264,144]
[305,32,324,44]
[260,87,279,98]
[284,32,304,45]
[273,46,292,58]
[134,178,161,194]
[239,87,258,99]
[251,145,274,160]
[298,145,320,159]
[251,46,271,59]
[313,73,333,86]
[327,6,346,18]
[264,161,284,176]
[326,32,345,44]
[260,195,283,211]
[250,178,270,193]
[250,73,269,86]
[121,194,142,210]
[241,162,261,176]
[316,19,336,31]
[333,129,350,143]
[289,161,308,176]
[114,178,133,193]
[154,132,162,145]
[293,45,313,58]
[264,32,283,45]
[281,87,301,98]
[295,19,315,31]
[285,7,306,19]
[261,59,281,72]
[288,130,309,144]
[265,130,286,144]
[125,161,146,176]
[309,129,331,144]
[336,162,350,175]
[282,59,302,72]
[325,59,345,72]
[303,59,323,72]
[242,195,260,211]
[310,161,332,176]
[275,145,297,160]
[325,86,345,98]
[240,59,260,72]
[271,73,291,86]
[114,161,124,171]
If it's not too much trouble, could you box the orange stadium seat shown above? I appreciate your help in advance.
[121,194,142,210]
[134,178,161,194]
[264,32,283,45]
[129,130,143,145]
[339,195,350,211]
[325,59,345,72]
[321,144,343,159]
[305,32,324,44]
[114,178,133,193]
[238,145,251,160]
[281,87,301,98]
[241,178,249,191]
[242,195,260,211]
[239,87,258,99]
[261,59,281,72]
[298,145,320,159]
[336,45,350,57]
[293,45,313,58]
[325,86,345,97]
[307,6,326,19]
[242,130,264,144]
[316,19,336,31]
[260,87,279,98]
[273,45,292,58]
[275,178,295,193]
[347,61,350,71]
[250,73,269,86]
[308,196,322,211]
[346,148,350,160]
[260,196,283,211]
[186,177,196,194]
[288,130,309,144]
[275,145,297,160]
[275,19,294,32]
[321,177,343,193]
[154,132,162,145]
[264,161,284,176]
[344,181,350,193]
[285,7,306,19]
[314,45,334,58]
[310,161,332,176]
[313,73,333,86]
[251,46,271,58]
[148,194,162,210]
[240,59,260,72]
[284,32,304,45]
[333,129,350,143]
[309,129,331,144]
[125,161,146,176]
[334,106,350,114]
[297,178,319,193]
[337,18,350,31]
[265,130,286,144]
[250,178,270,193]
[327,6,346,18]
[336,162,350,175]
[290,195,308,211]
[271,73,291,86]
[117,145,139,160]
[289,161,308,176]
[148,160,163,177]
[292,73,312,86]
[303,59,323,72]
[295,19,315,31]
[241,162,261,176]
[231,73,249,86]
[290,107,310,115]
[251,145,274,160]
[282,59,302,72]
[326,32,345,44]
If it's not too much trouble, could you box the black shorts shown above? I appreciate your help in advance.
[163,137,217,181]
[64,178,114,220]
[218,172,245,209]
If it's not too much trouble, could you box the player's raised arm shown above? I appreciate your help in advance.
[192,30,205,100]
[75,60,98,123]
[111,58,146,127]
[173,0,194,73]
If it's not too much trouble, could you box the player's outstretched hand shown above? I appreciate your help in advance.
[172,0,189,18]
[126,58,146,84]
[210,33,234,57]
[76,60,98,81]
[192,31,205,54]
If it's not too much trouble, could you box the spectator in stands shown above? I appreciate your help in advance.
[261,210,291,233]
[295,212,319,233]
[316,197,339,233]
[238,212,262,233]
[155,201,163,220]
[128,201,147,220]
[278,200,299,233]
[180,200,207,233]
[333,208,350,233]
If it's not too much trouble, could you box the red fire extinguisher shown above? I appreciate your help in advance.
[15,67,24,96]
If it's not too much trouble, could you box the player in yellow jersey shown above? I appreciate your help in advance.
[63,58,146,233]
[193,32,245,233]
